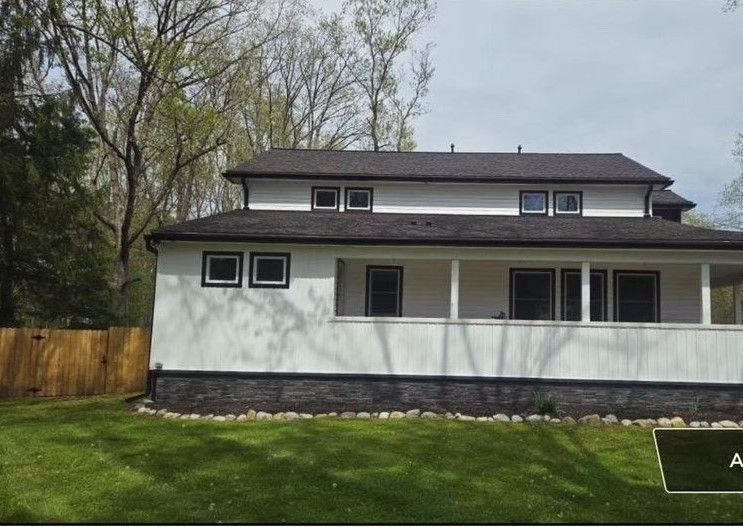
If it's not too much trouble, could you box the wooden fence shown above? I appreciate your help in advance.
[0,327,150,398]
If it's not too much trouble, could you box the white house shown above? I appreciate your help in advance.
[145,149,743,417]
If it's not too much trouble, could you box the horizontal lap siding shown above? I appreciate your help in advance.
[150,244,739,384]
[247,179,646,216]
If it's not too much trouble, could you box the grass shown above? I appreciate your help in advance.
[0,396,741,524]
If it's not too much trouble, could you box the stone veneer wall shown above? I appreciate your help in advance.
[152,371,743,420]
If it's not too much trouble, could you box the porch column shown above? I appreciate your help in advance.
[450,259,460,319]
[581,262,591,322]
[700,263,711,325]
[734,284,743,325]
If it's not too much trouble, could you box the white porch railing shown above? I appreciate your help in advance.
[329,317,743,384]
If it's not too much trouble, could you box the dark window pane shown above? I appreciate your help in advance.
[368,269,400,316]
[563,272,605,321]
[522,193,545,212]
[512,271,551,320]
[557,194,579,212]
[209,257,237,282]
[617,274,657,322]
[348,190,370,209]
[256,258,285,282]
[314,189,337,208]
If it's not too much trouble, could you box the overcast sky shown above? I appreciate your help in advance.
[326,0,743,212]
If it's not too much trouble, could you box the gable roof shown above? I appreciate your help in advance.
[148,210,743,250]
[225,149,673,185]
[652,189,696,210]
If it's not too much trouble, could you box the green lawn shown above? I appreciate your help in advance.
[0,396,741,524]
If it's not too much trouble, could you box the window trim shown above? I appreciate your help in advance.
[560,269,607,321]
[365,265,403,317]
[553,191,583,216]
[344,187,374,212]
[201,251,244,288]
[509,268,555,320]
[519,190,549,216]
[248,252,291,289]
[311,186,340,211]
[612,270,661,323]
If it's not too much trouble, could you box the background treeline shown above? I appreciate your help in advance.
[0,0,435,328]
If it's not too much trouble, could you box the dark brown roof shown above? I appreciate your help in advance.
[652,189,696,210]
[148,210,743,250]
[225,149,673,185]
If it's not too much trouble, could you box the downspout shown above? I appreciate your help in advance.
[242,179,250,210]
[644,185,653,218]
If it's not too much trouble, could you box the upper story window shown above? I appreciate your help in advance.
[311,187,340,211]
[519,191,548,215]
[249,252,291,288]
[554,191,582,215]
[345,187,373,211]
[201,251,243,288]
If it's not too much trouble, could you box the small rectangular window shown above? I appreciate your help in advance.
[312,187,340,210]
[249,252,291,288]
[614,271,660,323]
[561,270,606,321]
[345,187,373,211]
[509,269,554,320]
[366,266,403,316]
[554,191,582,215]
[520,191,548,215]
[201,251,243,288]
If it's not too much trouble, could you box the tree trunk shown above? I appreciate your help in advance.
[0,220,16,326]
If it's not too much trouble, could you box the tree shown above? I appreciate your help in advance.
[0,2,112,327]
[30,0,277,309]
[343,0,435,151]
[712,134,743,230]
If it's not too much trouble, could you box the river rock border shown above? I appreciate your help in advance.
[131,405,743,428]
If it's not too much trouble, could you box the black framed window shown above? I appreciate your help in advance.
[613,271,660,323]
[249,252,291,288]
[519,191,548,215]
[311,187,340,211]
[345,187,373,211]
[509,269,555,320]
[554,191,582,215]
[561,270,607,321]
[366,266,403,317]
[201,251,243,288]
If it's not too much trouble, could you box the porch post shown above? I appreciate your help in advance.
[450,259,460,319]
[700,263,711,325]
[581,262,591,322]
[734,284,743,325]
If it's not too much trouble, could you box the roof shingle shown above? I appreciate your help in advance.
[652,189,696,209]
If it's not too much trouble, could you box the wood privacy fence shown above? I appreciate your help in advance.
[0,327,150,398]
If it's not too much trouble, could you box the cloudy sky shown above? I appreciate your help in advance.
[328,0,743,212]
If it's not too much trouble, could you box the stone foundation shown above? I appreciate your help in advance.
[152,370,743,420]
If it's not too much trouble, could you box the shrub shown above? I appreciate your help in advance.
[532,391,558,415]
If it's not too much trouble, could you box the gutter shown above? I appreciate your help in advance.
[644,185,653,218]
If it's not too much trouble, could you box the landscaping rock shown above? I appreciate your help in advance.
[137,406,149,414]
[225,414,236,421]
[720,420,739,428]
[213,416,226,422]
[357,412,371,419]
[670,416,686,428]
[180,414,190,420]
[476,416,489,422]
[314,413,327,419]
[245,409,257,420]
[300,413,313,419]
[371,412,379,418]
[445,412,455,419]
[421,411,438,419]
[406,409,421,418]
[550,418,561,424]
[700,421,710,428]
[578,414,601,425]
[542,415,551,422]
[273,412,285,420]
[633,419,653,428]
[156,409,168,416]
[493,414,510,422]
[390,411,405,419]
[256,411,272,421]
[236,414,247,421]
[340,411,356,419]
[283,412,299,420]
[657,417,672,427]
[511,415,523,423]
[561,416,576,425]
[711,422,723,428]
[690,421,701,428]
[458,415,475,421]
[604,414,618,423]
[378,412,390,419]
[525,414,543,423]
[202,414,214,420]
[327,412,338,417]
[621,419,632,426]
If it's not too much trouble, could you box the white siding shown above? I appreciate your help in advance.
[150,243,743,383]
[247,179,647,217]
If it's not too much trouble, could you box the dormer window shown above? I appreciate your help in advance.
[554,191,582,215]
[345,187,373,211]
[312,187,340,211]
[520,191,548,215]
